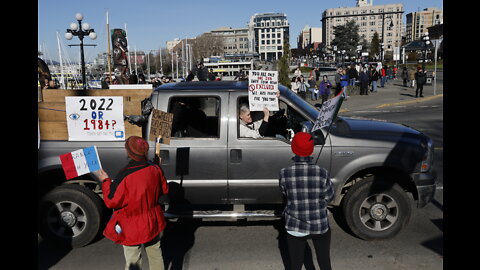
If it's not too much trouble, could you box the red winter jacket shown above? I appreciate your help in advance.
[102,160,169,246]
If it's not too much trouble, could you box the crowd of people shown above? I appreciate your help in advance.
[289,63,430,103]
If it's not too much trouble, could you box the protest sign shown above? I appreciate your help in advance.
[65,96,125,141]
[248,70,279,111]
[60,146,102,180]
[149,109,173,144]
[312,88,345,132]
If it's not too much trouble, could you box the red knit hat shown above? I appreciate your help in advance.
[125,136,149,161]
[291,132,314,157]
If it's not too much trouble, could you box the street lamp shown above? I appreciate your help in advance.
[65,13,96,90]
[421,32,430,70]
[380,15,394,63]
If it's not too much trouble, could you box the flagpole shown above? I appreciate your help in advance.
[106,10,112,80]
[314,89,345,164]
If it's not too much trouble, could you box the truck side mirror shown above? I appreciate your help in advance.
[312,129,325,145]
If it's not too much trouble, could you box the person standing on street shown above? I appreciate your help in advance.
[401,66,409,87]
[279,132,335,270]
[415,67,427,98]
[94,136,169,270]
[340,69,349,99]
[409,67,416,88]
[359,67,369,95]
[295,75,310,100]
[319,75,332,103]
[380,65,387,88]
[370,66,379,93]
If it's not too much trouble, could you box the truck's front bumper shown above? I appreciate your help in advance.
[411,171,437,208]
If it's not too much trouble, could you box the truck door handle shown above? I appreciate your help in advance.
[230,149,242,163]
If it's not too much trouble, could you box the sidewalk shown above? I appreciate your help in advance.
[305,77,444,113]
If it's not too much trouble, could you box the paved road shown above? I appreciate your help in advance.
[39,77,443,270]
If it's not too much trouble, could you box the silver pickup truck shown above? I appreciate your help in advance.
[38,81,436,247]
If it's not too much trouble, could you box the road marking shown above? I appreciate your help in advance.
[376,94,443,108]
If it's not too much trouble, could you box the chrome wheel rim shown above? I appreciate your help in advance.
[359,194,398,231]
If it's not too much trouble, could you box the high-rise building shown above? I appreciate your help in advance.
[247,12,290,61]
[321,0,403,53]
[405,8,443,43]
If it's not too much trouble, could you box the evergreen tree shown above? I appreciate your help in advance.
[370,32,380,61]
[277,39,291,88]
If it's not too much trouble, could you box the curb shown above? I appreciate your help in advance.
[339,93,443,113]
[375,94,443,108]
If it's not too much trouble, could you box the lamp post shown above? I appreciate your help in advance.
[65,13,97,90]
[380,15,394,63]
[421,32,430,71]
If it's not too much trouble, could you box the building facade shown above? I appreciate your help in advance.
[209,27,250,55]
[405,8,443,43]
[297,25,322,49]
[322,0,403,53]
[247,12,290,61]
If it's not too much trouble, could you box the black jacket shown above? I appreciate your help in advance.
[415,71,427,85]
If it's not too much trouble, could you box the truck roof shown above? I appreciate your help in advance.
[154,80,290,94]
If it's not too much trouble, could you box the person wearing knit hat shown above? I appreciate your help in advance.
[290,132,314,157]
[94,136,168,270]
[279,131,335,270]
[125,135,149,161]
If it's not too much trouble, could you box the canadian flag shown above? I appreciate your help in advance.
[60,146,102,180]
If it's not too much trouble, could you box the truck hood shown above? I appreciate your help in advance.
[331,117,428,145]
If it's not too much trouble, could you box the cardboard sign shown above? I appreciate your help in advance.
[65,96,125,141]
[149,109,173,144]
[312,88,344,132]
[248,70,279,111]
[60,146,102,180]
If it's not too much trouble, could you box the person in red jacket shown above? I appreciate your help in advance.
[94,136,169,270]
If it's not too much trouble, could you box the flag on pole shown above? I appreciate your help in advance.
[60,146,102,180]
[312,88,345,132]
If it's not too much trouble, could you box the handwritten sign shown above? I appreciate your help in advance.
[312,88,344,132]
[248,70,279,111]
[65,96,125,141]
[59,146,102,180]
[149,109,173,144]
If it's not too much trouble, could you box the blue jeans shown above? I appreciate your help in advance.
[371,80,377,92]
[381,76,387,87]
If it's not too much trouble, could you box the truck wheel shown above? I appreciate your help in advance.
[341,177,411,240]
[38,184,106,248]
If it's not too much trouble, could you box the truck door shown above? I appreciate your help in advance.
[227,92,331,205]
[155,93,229,205]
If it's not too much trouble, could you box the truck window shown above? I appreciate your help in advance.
[237,96,307,141]
[168,96,220,138]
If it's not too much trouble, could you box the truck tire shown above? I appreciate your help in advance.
[341,177,411,240]
[38,184,106,248]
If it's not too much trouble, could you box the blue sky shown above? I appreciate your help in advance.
[38,0,443,62]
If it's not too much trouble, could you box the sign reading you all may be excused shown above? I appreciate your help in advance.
[248,70,279,111]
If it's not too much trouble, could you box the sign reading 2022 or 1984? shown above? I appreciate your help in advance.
[65,96,125,141]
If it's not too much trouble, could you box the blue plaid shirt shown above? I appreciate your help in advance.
[279,156,335,235]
